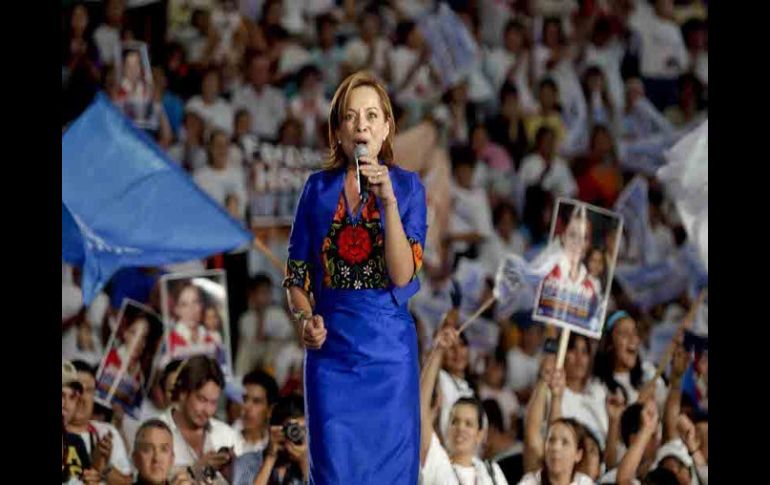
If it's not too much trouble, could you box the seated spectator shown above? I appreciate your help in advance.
[309,14,345,98]
[342,5,391,81]
[524,79,567,150]
[519,126,577,200]
[574,124,623,208]
[158,356,242,482]
[92,0,124,66]
[232,53,288,142]
[484,20,537,115]
[132,419,194,484]
[193,129,248,214]
[581,15,626,112]
[186,68,235,136]
[487,82,531,169]
[289,65,330,149]
[234,274,293,376]
[65,361,133,482]
[664,73,707,128]
[519,417,594,484]
[506,317,545,405]
[168,110,208,172]
[478,348,521,434]
[480,201,530,278]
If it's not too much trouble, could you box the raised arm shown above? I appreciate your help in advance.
[617,400,658,484]
[420,322,459,465]
[523,354,555,472]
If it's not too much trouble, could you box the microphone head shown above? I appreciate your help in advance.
[354,143,369,158]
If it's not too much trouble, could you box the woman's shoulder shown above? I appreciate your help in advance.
[518,470,541,484]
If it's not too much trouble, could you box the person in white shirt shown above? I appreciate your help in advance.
[481,202,530,278]
[343,6,391,81]
[289,65,330,149]
[478,348,521,433]
[66,361,134,483]
[158,356,243,482]
[233,370,278,456]
[519,126,578,200]
[186,69,234,136]
[310,13,345,98]
[438,324,476,441]
[168,110,209,172]
[234,274,294,376]
[421,326,509,485]
[232,53,287,141]
[388,20,438,109]
[506,317,545,406]
[484,19,538,115]
[193,130,248,215]
[582,16,626,112]
[132,419,194,484]
[519,417,595,485]
[93,0,124,66]
[636,0,689,110]
[446,146,495,266]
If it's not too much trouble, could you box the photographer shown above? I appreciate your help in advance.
[251,395,308,485]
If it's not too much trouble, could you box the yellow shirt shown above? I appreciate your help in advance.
[524,113,567,148]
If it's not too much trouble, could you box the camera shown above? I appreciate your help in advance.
[283,421,305,445]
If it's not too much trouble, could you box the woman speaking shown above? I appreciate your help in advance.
[282,71,427,484]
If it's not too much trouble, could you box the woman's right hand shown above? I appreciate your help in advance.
[302,315,327,349]
[433,326,459,352]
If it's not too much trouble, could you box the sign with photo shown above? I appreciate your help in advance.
[159,270,233,374]
[94,299,165,419]
[532,199,623,339]
[114,40,159,130]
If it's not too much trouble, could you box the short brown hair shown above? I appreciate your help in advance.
[324,71,396,170]
[170,356,224,400]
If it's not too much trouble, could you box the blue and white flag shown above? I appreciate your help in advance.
[62,94,252,305]
[613,176,658,264]
[613,250,691,312]
[659,119,708,272]
[418,3,479,90]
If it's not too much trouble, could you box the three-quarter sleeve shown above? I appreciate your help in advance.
[403,173,427,281]
[282,179,314,293]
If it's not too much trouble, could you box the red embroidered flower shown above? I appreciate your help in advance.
[337,226,372,264]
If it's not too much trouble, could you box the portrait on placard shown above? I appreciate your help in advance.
[160,270,232,373]
[532,199,623,338]
[114,40,159,130]
[94,299,164,419]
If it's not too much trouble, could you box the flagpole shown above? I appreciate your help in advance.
[252,236,286,276]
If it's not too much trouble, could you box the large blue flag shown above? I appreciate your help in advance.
[62,93,252,305]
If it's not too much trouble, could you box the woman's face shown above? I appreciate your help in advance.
[588,250,605,278]
[71,5,89,36]
[612,318,640,371]
[577,436,602,480]
[496,209,515,237]
[125,318,149,363]
[336,86,390,164]
[174,285,203,327]
[235,112,252,137]
[540,86,557,110]
[124,52,143,84]
[565,337,591,383]
[545,422,582,477]
[505,28,523,52]
[484,359,505,388]
[563,216,589,264]
[203,307,221,332]
[447,404,483,456]
[444,340,469,375]
[544,22,561,49]
[210,133,229,168]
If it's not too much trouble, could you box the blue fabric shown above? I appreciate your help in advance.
[162,92,185,136]
[62,93,252,305]
[285,164,427,484]
[306,288,420,484]
[108,267,162,309]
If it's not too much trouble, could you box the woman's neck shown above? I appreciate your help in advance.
[547,470,572,485]
[450,452,474,467]
[242,426,266,443]
[566,376,585,393]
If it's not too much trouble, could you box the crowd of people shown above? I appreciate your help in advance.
[62,0,708,483]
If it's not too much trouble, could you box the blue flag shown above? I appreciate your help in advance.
[62,94,252,305]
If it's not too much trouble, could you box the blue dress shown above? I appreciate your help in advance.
[283,166,427,484]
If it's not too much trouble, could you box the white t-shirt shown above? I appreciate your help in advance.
[449,183,495,256]
[238,306,293,342]
[389,46,434,104]
[192,165,247,213]
[518,153,578,199]
[483,47,538,114]
[559,379,610,445]
[438,370,475,441]
[519,470,594,485]
[598,467,640,484]
[480,230,529,279]
[231,84,288,141]
[158,407,244,468]
[636,15,688,79]
[186,96,234,136]
[421,432,509,485]
[289,94,330,148]
[76,421,133,476]
[505,348,541,396]
[93,24,120,65]
[583,40,626,110]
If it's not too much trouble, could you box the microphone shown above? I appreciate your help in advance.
[354,143,369,202]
